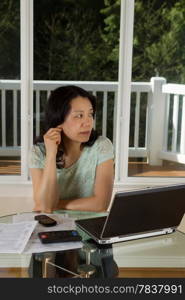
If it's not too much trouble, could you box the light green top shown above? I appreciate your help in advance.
[29,136,114,200]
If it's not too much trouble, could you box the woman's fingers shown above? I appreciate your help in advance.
[47,128,62,135]
[45,134,61,143]
[46,132,60,138]
[45,128,62,139]
[46,135,59,140]
[44,127,62,147]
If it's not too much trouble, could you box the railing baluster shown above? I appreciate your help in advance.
[145,93,149,152]
[47,90,50,99]
[163,93,170,152]
[2,89,6,148]
[92,91,97,129]
[36,90,40,136]
[172,94,179,153]
[102,91,107,137]
[134,92,140,148]
[13,89,18,147]
[180,96,185,154]
[113,91,117,146]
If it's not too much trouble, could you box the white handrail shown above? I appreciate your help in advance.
[1,78,185,165]
[163,83,185,95]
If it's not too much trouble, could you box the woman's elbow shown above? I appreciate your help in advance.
[95,198,110,212]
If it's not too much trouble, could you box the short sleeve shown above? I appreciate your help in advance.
[29,144,45,169]
[97,137,114,165]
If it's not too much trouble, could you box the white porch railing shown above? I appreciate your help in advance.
[160,83,185,164]
[0,77,185,165]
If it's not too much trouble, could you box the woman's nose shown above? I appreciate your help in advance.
[83,116,92,127]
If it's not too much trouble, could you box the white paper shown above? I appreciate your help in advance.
[0,221,37,254]
[13,212,82,253]
[23,237,82,253]
[13,212,77,232]
[13,212,69,223]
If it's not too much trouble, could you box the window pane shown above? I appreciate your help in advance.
[33,0,119,144]
[0,0,21,176]
[129,0,185,178]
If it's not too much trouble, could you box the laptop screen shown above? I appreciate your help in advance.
[102,184,185,238]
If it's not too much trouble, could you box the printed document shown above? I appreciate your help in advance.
[0,221,37,254]
[13,212,82,253]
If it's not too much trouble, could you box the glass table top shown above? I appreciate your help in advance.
[0,211,185,278]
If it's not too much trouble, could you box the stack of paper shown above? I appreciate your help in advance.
[0,221,37,253]
[0,213,82,254]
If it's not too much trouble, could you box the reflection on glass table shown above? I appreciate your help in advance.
[29,240,118,278]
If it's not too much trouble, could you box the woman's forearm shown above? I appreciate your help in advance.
[37,155,59,212]
[55,196,108,212]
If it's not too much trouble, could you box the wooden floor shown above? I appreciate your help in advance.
[0,267,184,278]
[1,158,185,177]
[0,268,29,278]
[128,161,185,177]
[0,158,21,175]
[118,267,185,278]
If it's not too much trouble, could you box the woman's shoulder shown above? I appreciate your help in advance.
[94,136,113,151]
[90,136,114,164]
[31,142,46,156]
[29,142,46,168]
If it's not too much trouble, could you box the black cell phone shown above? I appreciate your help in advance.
[34,214,57,227]
[38,230,82,244]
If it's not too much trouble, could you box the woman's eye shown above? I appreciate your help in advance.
[75,114,83,118]
[74,112,93,119]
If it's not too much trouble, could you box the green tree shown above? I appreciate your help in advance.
[0,0,20,79]
[147,0,185,83]
[34,0,110,81]
[132,0,185,83]
[100,0,120,80]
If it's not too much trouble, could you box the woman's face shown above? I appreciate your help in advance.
[60,96,94,143]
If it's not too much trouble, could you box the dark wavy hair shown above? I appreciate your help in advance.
[35,85,99,147]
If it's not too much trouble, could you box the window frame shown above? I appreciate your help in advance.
[115,0,185,188]
[0,0,33,184]
[0,0,184,195]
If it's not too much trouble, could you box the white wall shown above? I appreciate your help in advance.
[0,183,33,217]
[0,197,34,217]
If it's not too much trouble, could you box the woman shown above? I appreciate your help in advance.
[29,85,114,213]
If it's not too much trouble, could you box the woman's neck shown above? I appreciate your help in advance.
[62,136,82,157]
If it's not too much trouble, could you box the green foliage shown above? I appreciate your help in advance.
[132,0,185,83]
[1,0,185,83]
[100,0,120,79]
[0,0,20,79]
[34,0,112,81]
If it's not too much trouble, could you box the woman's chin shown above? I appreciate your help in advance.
[67,133,91,143]
[76,133,90,142]
[81,136,91,142]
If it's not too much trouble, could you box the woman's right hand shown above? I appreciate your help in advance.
[43,127,62,156]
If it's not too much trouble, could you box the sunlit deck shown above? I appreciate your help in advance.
[128,161,185,177]
[1,158,185,177]
[0,158,20,175]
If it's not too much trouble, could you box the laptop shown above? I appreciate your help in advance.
[75,184,185,244]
